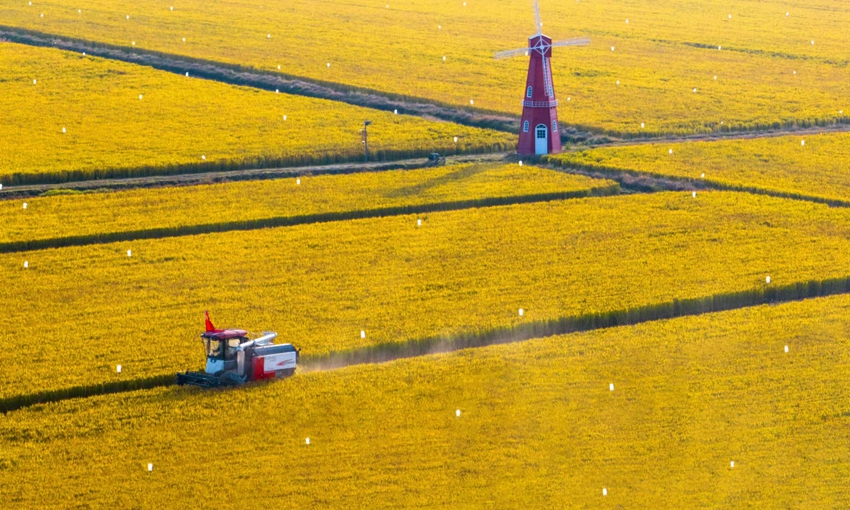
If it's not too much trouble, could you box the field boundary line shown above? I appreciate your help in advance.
[547,159,850,208]
[0,184,620,253]
[3,275,849,414]
[0,25,524,135]
[0,153,510,197]
[5,26,849,144]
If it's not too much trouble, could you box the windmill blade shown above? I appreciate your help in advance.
[494,47,532,59]
[551,37,591,48]
[533,0,542,35]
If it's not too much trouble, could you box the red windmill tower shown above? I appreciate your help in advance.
[495,2,589,155]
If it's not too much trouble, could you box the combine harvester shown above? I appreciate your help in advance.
[177,312,300,388]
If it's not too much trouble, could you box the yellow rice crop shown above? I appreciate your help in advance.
[0,42,513,185]
[0,163,615,248]
[2,0,849,135]
[550,132,850,205]
[3,192,850,399]
[2,293,849,507]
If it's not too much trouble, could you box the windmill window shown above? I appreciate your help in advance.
[553,120,558,132]
[527,86,533,98]
[536,125,547,139]
[523,121,529,132]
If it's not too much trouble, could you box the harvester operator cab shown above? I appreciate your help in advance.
[201,329,248,375]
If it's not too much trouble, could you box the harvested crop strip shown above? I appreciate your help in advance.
[2,294,849,507]
[3,192,850,399]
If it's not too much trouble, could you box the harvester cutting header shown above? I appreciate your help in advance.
[176,312,300,388]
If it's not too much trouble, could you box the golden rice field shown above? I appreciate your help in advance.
[2,0,848,135]
[2,293,848,507]
[0,42,513,185]
[4,191,850,400]
[551,132,850,204]
[0,164,615,249]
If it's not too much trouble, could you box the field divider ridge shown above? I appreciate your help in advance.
[3,274,849,414]
[0,25,522,135]
[548,159,850,208]
[0,185,619,253]
[2,27,849,143]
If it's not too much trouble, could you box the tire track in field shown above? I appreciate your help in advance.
[3,276,849,414]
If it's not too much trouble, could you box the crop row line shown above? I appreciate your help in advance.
[0,185,619,253]
[4,275,850,414]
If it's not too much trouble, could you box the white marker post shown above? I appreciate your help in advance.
[784,345,789,353]
[609,383,614,391]
[117,364,122,373]
[296,178,301,185]
[603,488,608,496]
[361,330,366,339]
[417,219,422,226]
[23,202,27,209]
[305,438,310,445]
[518,308,524,316]
[456,409,461,417]
[127,250,132,257]
[692,191,697,198]
[23,261,29,269]
[148,463,153,472]
[730,461,735,468]
[766,276,771,284]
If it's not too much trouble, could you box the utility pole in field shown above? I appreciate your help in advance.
[362,120,372,162]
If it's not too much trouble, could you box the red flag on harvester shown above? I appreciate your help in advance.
[204,310,219,333]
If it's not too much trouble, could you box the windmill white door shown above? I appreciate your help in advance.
[535,124,548,154]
